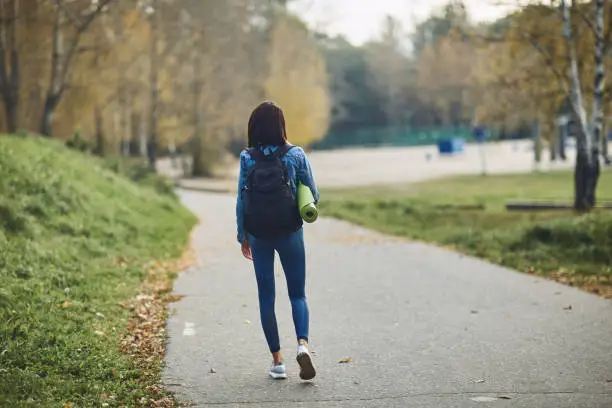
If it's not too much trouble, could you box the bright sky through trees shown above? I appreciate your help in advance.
[290,0,514,45]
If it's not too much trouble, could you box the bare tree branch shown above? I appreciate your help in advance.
[524,32,570,99]
[54,0,82,28]
[41,0,116,135]
[574,3,597,35]
[56,0,115,33]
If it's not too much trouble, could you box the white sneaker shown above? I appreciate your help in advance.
[269,363,287,380]
[296,343,316,380]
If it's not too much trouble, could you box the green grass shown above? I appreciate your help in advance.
[101,156,178,199]
[321,170,612,294]
[0,135,197,407]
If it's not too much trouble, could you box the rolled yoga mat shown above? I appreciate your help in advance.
[297,182,319,223]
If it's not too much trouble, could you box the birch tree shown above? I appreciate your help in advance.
[561,0,604,210]
[471,0,608,210]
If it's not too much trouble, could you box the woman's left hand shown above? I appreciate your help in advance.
[241,240,253,260]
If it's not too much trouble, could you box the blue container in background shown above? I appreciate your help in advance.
[437,138,465,155]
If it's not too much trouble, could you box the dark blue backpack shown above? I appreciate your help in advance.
[243,144,302,239]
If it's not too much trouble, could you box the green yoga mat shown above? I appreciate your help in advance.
[297,183,318,223]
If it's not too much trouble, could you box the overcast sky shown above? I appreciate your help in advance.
[289,0,515,45]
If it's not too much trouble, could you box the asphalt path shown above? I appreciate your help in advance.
[163,190,612,408]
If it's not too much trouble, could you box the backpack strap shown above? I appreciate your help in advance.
[276,143,296,158]
[247,147,266,162]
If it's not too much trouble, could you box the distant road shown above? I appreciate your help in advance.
[158,140,595,190]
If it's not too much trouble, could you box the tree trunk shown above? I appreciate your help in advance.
[137,110,146,157]
[0,0,20,133]
[533,118,542,163]
[562,0,599,210]
[147,1,159,170]
[191,135,206,177]
[40,4,62,137]
[113,107,120,153]
[190,53,208,177]
[40,93,60,137]
[40,0,109,137]
[169,138,177,169]
[124,91,132,156]
[549,131,557,161]
[559,122,567,161]
[586,0,604,194]
[3,91,18,133]
[93,105,104,156]
[574,147,600,211]
[603,128,610,164]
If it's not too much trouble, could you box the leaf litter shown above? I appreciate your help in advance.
[117,246,196,407]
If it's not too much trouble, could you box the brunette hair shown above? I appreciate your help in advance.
[247,101,288,148]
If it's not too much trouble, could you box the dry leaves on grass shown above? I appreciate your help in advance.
[536,268,612,299]
[119,247,196,408]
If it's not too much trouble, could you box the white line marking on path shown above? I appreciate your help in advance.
[183,321,196,336]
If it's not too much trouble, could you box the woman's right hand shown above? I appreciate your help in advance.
[241,240,253,260]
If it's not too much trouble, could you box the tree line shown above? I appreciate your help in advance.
[317,0,611,209]
[0,0,610,209]
[0,0,330,176]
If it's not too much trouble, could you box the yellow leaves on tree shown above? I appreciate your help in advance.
[416,31,475,126]
[472,2,612,130]
[264,16,330,148]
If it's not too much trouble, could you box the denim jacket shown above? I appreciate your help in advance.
[236,144,319,243]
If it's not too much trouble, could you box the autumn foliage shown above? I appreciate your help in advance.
[0,0,331,174]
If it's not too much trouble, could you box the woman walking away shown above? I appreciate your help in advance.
[236,101,319,381]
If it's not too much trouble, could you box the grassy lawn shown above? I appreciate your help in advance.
[320,170,612,297]
[0,135,197,407]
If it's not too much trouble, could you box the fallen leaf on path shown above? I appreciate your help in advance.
[563,305,572,311]
[244,319,251,325]
[209,368,216,374]
[338,357,352,364]
[471,379,485,383]
[470,310,478,314]
[166,294,184,303]
[499,396,511,400]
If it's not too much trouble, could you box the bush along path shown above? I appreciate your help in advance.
[0,135,197,407]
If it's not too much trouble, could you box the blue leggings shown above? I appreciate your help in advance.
[249,229,309,353]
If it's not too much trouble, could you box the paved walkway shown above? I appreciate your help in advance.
[163,190,612,407]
